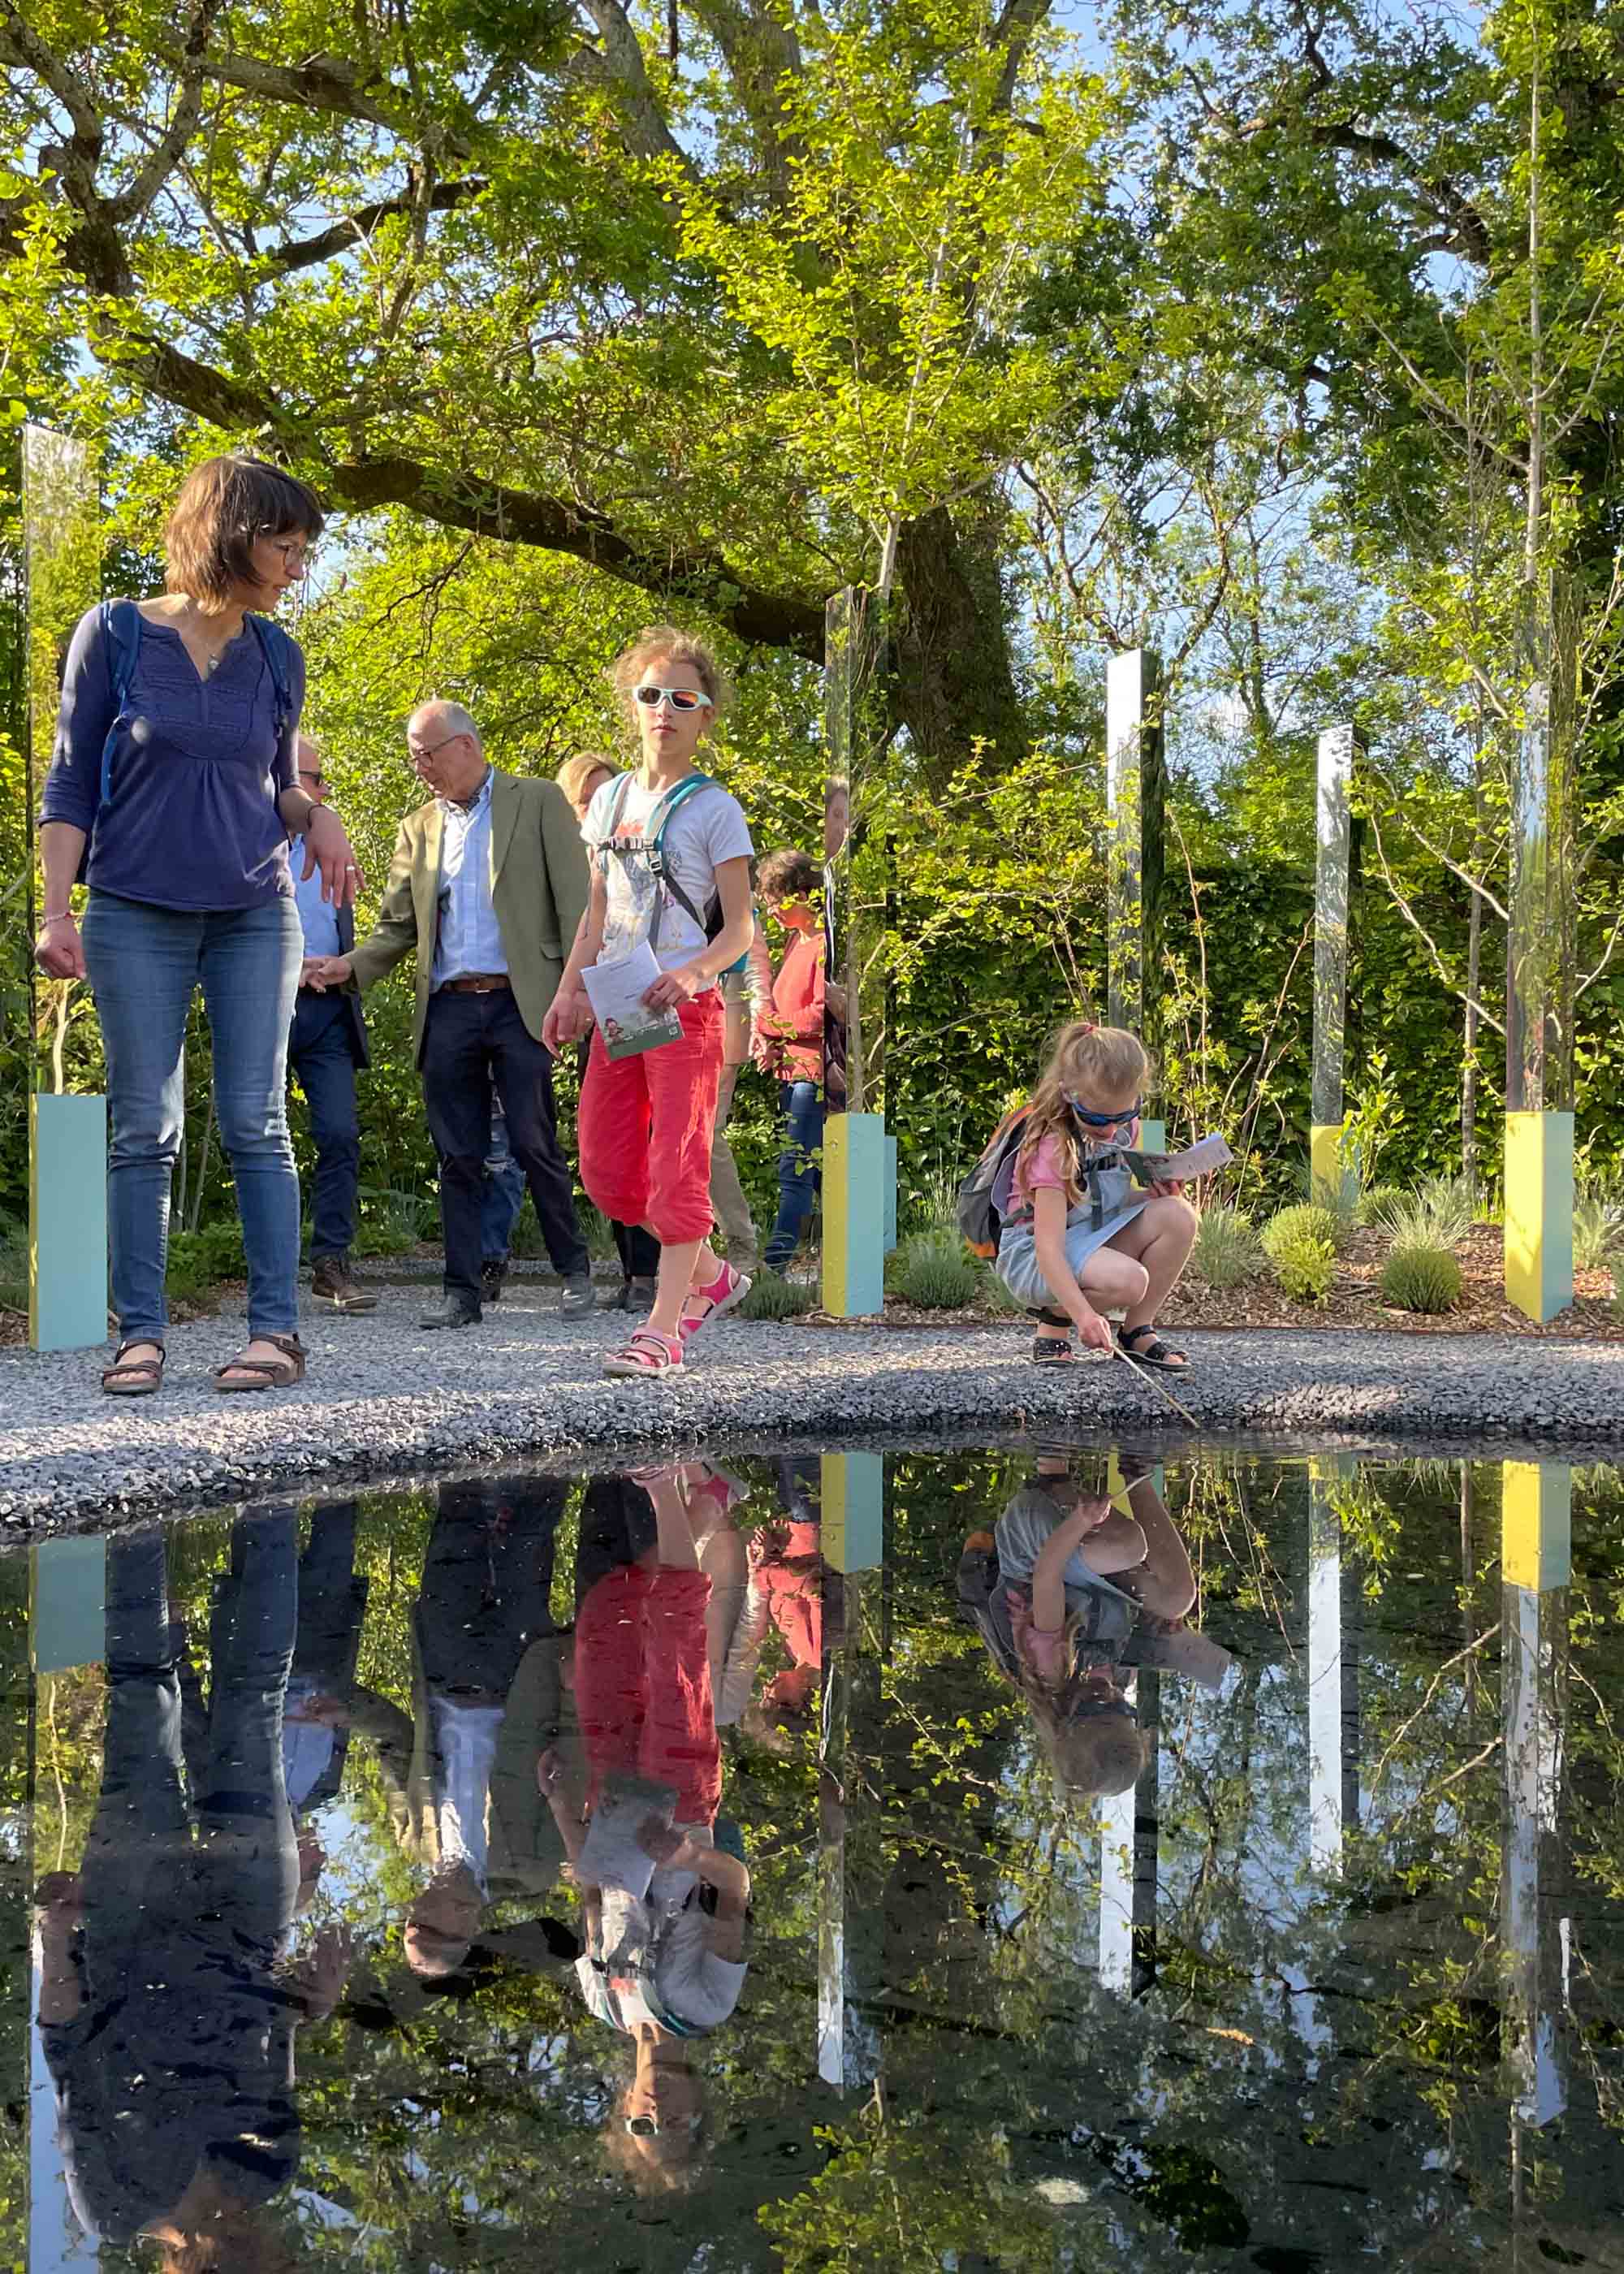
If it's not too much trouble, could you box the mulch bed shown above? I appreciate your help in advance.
[831,1224,1623,1339]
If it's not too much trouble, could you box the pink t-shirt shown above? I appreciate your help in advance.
[1012,1132,1074,1211]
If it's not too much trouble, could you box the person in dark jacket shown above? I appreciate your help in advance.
[286,737,375,1313]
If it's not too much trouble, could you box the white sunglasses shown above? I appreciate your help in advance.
[633,683,714,714]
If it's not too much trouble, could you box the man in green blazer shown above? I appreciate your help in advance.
[309,699,594,1327]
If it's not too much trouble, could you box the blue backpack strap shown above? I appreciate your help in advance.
[643,773,724,949]
[98,598,145,809]
[590,772,634,875]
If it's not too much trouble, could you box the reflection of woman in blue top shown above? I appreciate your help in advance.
[34,455,361,1402]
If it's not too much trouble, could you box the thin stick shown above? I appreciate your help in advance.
[1112,1344,1199,1427]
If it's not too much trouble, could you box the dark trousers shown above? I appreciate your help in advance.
[415,1476,568,1700]
[288,989,361,1261]
[422,988,590,1301]
[574,1032,660,1283]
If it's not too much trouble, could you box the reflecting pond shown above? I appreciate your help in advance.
[3,1446,1622,2271]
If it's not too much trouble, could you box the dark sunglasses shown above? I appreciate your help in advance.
[1066,1093,1142,1130]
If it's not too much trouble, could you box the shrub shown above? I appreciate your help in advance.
[739,1268,816,1321]
[1357,1182,1406,1228]
[1380,1240,1463,1313]
[1272,1231,1336,1303]
[353,1187,430,1258]
[892,1228,981,1308]
[1574,1180,1624,1272]
[1190,1205,1265,1290]
[1310,1171,1361,1241]
[166,1217,246,1299]
[1262,1203,1340,1261]
[0,1217,27,1316]
[1379,1174,1473,1250]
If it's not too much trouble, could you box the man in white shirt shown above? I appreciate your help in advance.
[310,702,593,1329]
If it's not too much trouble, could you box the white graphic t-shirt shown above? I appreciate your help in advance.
[584,772,754,975]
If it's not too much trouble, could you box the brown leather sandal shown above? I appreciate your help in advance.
[102,1339,166,1397]
[213,1332,307,1394]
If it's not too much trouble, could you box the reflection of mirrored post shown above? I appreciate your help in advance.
[23,424,108,1351]
[822,591,888,1316]
[1505,573,1577,1322]
[28,1534,110,2270]
[1097,1670,1158,2000]
[1500,1459,1570,2183]
[1307,1456,1360,1877]
[1104,651,1166,1152]
[1310,724,1357,1205]
[817,1452,883,2089]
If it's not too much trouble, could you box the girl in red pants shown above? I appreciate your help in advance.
[538,1467,750,2189]
[543,629,757,1379]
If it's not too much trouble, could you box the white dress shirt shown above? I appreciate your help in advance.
[433,769,508,987]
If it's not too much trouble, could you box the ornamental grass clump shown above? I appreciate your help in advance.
[1271,1231,1336,1304]
[1262,1203,1341,1261]
[1573,1180,1624,1273]
[893,1228,982,1309]
[1190,1205,1266,1290]
[1378,1174,1474,1250]
[1379,1240,1463,1313]
[740,1269,816,1321]
[1357,1182,1406,1228]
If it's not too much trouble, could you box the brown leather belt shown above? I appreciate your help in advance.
[440,973,511,993]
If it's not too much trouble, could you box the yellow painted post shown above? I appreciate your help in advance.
[1504,1110,1574,1327]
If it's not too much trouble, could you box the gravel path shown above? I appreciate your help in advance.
[3,1273,1623,1532]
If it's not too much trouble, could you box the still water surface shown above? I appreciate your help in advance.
[5,1446,1622,2272]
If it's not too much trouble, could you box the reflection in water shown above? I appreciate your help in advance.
[6,1448,1624,2268]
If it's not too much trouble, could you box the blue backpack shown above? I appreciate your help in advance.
[590,769,749,972]
[97,598,296,809]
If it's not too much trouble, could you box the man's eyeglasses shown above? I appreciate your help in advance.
[633,683,713,714]
[408,733,464,763]
[298,770,327,791]
[1067,1093,1142,1130]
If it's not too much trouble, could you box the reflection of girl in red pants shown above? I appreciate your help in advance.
[540,1467,750,2192]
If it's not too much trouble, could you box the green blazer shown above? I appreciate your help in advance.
[348,767,589,1063]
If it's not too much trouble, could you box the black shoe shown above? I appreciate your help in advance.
[481,1258,508,1306]
[559,1272,596,1320]
[598,1273,658,1313]
[420,1295,482,1329]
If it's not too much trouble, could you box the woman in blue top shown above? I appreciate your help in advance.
[33,455,362,1396]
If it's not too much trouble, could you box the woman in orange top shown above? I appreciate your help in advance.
[754,850,826,1273]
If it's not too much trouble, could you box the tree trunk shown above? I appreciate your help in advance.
[891,505,1027,790]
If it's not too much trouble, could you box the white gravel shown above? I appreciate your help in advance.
[2,1270,1622,1531]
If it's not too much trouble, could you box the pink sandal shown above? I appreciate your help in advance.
[603,1328,685,1379]
[679,1260,752,1344]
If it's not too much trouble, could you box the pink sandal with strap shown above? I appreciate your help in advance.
[603,1328,685,1379]
[678,1260,752,1344]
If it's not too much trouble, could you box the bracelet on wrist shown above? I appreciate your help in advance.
[43,910,74,925]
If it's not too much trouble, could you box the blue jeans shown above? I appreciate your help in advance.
[480,1109,529,1264]
[287,988,361,1260]
[82,891,303,1341]
[763,1079,823,1270]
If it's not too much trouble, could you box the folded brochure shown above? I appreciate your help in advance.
[581,942,683,1058]
[1116,1131,1233,1185]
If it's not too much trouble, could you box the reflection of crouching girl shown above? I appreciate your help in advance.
[538,1467,749,2192]
[966,1458,1196,1805]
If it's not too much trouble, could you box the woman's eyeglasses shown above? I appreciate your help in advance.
[1067,1093,1142,1130]
[633,683,714,713]
[259,532,314,571]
